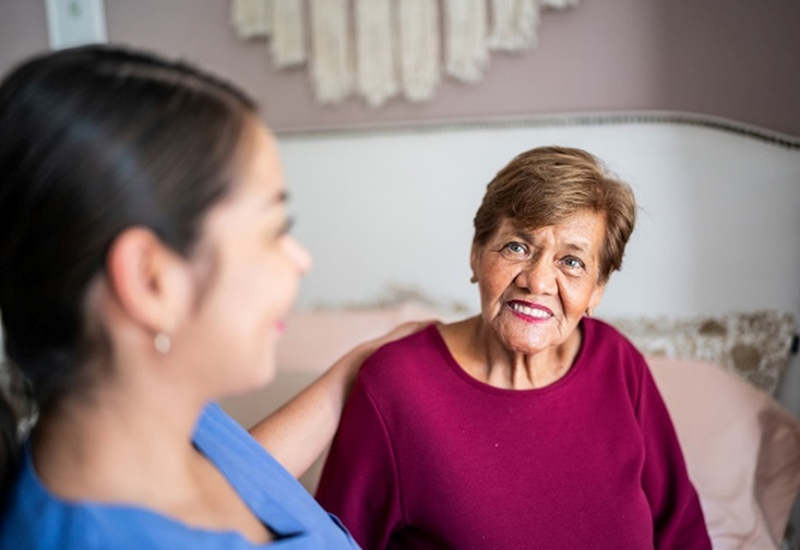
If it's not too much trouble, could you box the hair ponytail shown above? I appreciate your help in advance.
[0,355,37,500]
[0,392,19,500]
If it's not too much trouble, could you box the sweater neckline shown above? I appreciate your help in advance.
[428,318,592,397]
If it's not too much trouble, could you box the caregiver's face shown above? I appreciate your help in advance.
[181,123,311,395]
[471,211,606,355]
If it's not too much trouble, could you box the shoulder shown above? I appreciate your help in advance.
[360,323,444,376]
[583,317,646,362]
[0,457,117,550]
[196,401,250,440]
[0,448,217,550]
[194,403,301,490]
[580,317,650,394]
[0,448,81,549]
[354,323,449,400]
[195,402,274,467]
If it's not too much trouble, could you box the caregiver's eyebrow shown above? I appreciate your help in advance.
[264,190,288,209]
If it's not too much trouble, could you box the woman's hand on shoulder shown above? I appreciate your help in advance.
[358,319,435,358]
[249,318,436,478]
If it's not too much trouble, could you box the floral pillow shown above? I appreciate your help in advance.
[607,310,797,395]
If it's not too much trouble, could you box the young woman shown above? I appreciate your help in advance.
[0,46,418,549]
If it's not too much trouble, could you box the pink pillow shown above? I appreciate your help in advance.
[648,356,800,548]
[277,303,439,372]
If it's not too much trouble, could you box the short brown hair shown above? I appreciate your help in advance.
[473,146,636,282]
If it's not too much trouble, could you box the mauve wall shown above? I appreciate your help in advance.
[1,0,799,136]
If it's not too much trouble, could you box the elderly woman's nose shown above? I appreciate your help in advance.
[515,258,557,294]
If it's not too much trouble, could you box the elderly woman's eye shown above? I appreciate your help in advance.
[562,256,585,269]
[500,242,529,257]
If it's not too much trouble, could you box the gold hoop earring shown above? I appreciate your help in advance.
[154,332,171,354]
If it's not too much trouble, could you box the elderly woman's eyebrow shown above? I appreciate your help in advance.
[508,229,535,243]
[564,242,591,253]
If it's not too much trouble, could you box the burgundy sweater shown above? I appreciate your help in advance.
[316,319,711,550]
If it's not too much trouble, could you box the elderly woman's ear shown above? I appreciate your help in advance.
[587,282,606,316]
[469,242,481,284]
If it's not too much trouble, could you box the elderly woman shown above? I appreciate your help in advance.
[316,147,711,549]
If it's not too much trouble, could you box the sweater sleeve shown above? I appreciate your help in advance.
[635,360,712,549]
[315,374,403,550]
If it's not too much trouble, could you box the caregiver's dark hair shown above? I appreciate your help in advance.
[0,45,257,487]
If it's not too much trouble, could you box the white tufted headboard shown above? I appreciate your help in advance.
[276,111,800,413]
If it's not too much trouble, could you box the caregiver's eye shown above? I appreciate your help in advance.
[268,216,294,242]
[279,216,295,236]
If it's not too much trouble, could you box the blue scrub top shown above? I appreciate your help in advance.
[0,403,360,549]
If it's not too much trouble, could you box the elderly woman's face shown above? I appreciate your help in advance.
[471,210,606,355]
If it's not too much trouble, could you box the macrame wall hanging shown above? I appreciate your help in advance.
[232,0,580,107]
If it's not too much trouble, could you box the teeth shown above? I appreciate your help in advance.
[510,302,550,318]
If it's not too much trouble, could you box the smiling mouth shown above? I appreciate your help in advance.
[507,301,553,320]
